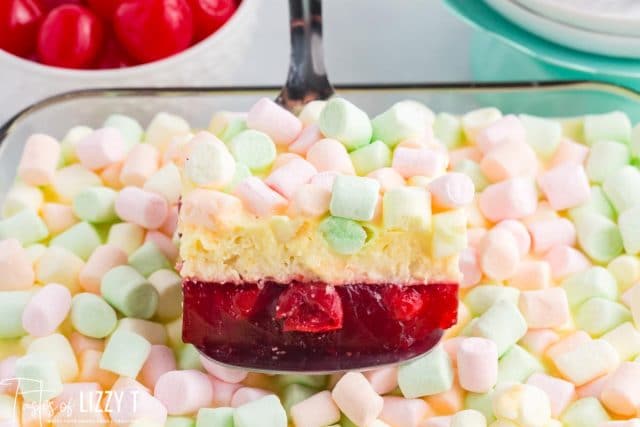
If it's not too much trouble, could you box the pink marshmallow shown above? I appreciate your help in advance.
[519,288,570,329]
[41,203,78,236]
[154,370,213,415]
[547,331,592,363]
[159,206,179,237]
[528,218,576,254]
[478,177,538,222]
[520,329,560,357]
[234,176,288,217]
[273,153,303,170]
[364,367,398,395]
[100,161,124,189]
[367,168,406,192]
[119,144,160,187]
[544,245,591,280]
[290,183,331,217]
[265,158,318,199]
[230,387,272,408]
[112,377,149,394]
[480,140,538,182]
[509,260,552,290]
[79,244,128,293]
[0,356,18,394]
[290,124,323,155]
[448,147,482,168]
[601,362,640,416]
[494,219,531,256]
[478,227,520,281]
[392,147,448,178]
[549,138,589,168]
[0,238,34,291]
[459,247,481,289]
[21,283,71,337]
[145,231,178,263]
[247,97,303,145]
[332,372,384,427]
[310,171,341,192]
[428,172,475,209]
[576,373,611,399]
[475,115,526,153]
[425,380,464,414]
[526,373,576,417]
[457,337,498,393]
[466,227,487,249]
[140,345,176,389]
[199,355,248,383]
[379,396,430,427]
[291,391,341,427]
[210,378,242,407]
[306,138,355,175]
[443,337,465,367]
[115,186,168,229]
[76,128,126,170]
[69,332,104,354]
[109,387,167,426]
[180,189,243,229]
[18,134,61,186]
[538,163,590,210]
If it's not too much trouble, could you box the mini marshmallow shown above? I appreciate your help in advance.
[434,112,463,148]
[27,333,78,381]
[330,175,380,221]
[562,266,618,309]
[573,212,623,263]
[41,202,77,235]
[601,322,640,361]
[49,221,101,261]
[493,219,531,256]
[231,387,272,407]
[79,244,127,293]
[586,140,630,184]
[110,387,168,426]
[196,407,234,427]
[479,177,538,222]
[392,147,448,178]
[569,185,616,221]
[462,108,504,146]
[290,183,331,217]
[549,138,589,167]
[576,374,611,399]
[146,112,191,151]
[554,339,619,385]
[518,114,563,159]
[2,183,43,219]
[228,130,277,174]
[107,222,145,255]
[519,288,570,328]
[349,140,392,175]
[497,344,543,383]
[100,161,124,189]
[77,349,118,388]
[544,245,591,281]
[398,345,453,398]
[18,134,61,186]
[129,242,172,277]
[0,291,31,338]
[76,128,126,170]
[148,269,182,321]
[154,370,213,415]
[332,372,384,426]
[181,189,244,231]
[71,292,117,338]
[115,187,169,229]
[52,164,102,203]
[432,209,468,258]
[200,356,247,384]
[234,177,288,217]
[21,283,71,337]
[265,158,317,200]
[618,206,640,255]
[60,125,92,164]
[211,378,242,407]
[319,97,372,151]
[233,395,287,427]
[379,396,430,427]
[574,297,631,337]
[584,111,631,145]
[608,255,640,291]
[457,337,498,393]
[104,113,143,148]
[520,329,560,357]
[15,353,63,401]
[289,124,323,155]
[101,265,159,319]
[371,101,429,148]
[306,138,355,174]
[247,98,302,145]
[298,100,326,125]
[290,391,341,427]
[603,166,640,214]
[459,247,481,288]
[480,140,538,182]
[561,398,610,427]
[526,373,575,418]
[478,228,520,281]
[177,344,203,371]
[0,238,34,291]
[144,162,182,205]
[73,186,118,224]
[465,285,520,316]
[509,260,552,290]
[454,160,490,192]
[383,186,431,230]
[538,163,590,211]
[364,367,398,395]
[116,318,167,345]
[491,383,551,427]
[184,132,236,188]
[100,329,151,377]
[120,143,160,187]
[160,206,179,237]
[209,111,247,141]
[0,209,48,245]
[428,173,475,209]
[472,299,527,356]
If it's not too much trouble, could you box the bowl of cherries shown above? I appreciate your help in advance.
[0,0,259,106]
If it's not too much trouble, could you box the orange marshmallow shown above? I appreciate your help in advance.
[510,260,552,290]
[480,140,538,182]
[100,161,124,189]
[601,362,640,416]
[180,189,244,229]
[120,144,160,187]
[0,238,35,291]
[306,139,355,175]
[549,138,589,168]
[41,203,78,236]
[18,134,61,186]
[519,329,560,357]
[478,177,538,222]
[478,227,520,281]
[367,168,406,192]
[519,288,571,328]
[69,332,104,354]
[77,349,117,389]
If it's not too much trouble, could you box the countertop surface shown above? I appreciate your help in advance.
[0,0,472,123]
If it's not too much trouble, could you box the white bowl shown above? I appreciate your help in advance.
[0,0,260,121]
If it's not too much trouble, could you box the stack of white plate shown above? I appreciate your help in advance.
[485,0,640,58]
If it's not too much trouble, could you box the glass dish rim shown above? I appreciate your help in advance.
[2,79,639,143]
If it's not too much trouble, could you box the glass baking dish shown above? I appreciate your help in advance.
[2,80,639,371]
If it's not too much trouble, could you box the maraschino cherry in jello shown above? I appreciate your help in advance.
[178,97,470,372]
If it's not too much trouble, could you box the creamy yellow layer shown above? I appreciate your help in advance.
[179,216,460,285]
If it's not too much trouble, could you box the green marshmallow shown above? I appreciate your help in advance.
[101,265,159,319]
[574,297,631,337]
[434,112,463,149]
[70,293,117,338]
[602,166,640,213]
[0,291,31,338]
[228,130,276,172]
[569,186,617,221]
[562,266,618,309]
[281,383,317,415]
[99,329,151,377]
[277,374,327,389]
[197,407,234,427]
[383,186,431,231]
[574,212,623,263]
[371,101,428,148]
[177,344,203,371]
[60,126,93,165]
[471,300,527,356]
[50,221,101,261]
[454,159,489,192]
[586,140,630,184]
[224,162,252,192]
[15,353,63,402]
[319,97,372,151]
[73,186,118,224]
[209,111,247,142]
[166,417,196,427]
[497,345,543,383]
[465,285,520,316]
[584,111,631,145]
[166,316,185,348]
[0,209,48,245]
[220,118,247,143]
[619,206,640,255]
[464,392,496,424]
[319,216,367,255]
[398,345,453,398]
[128,242,172,278]
[349,140,391,175]
[561,398,610,427]
[148,269,183,321]
[607,255,640,292]
[330,175,380,221]
[103,114,143,149]
[519,114,562,159]
[233,395,287,427]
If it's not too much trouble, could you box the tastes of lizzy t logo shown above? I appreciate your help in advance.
[0,378,138,426]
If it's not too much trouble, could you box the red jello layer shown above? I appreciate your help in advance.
[183,280,459,372]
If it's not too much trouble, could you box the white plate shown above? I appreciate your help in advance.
[485,0,640,59]
[515,0,640,37]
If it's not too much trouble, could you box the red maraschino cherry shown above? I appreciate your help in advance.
[0,0,45,57]
[189,0,238,42]
[85,0,121,20]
